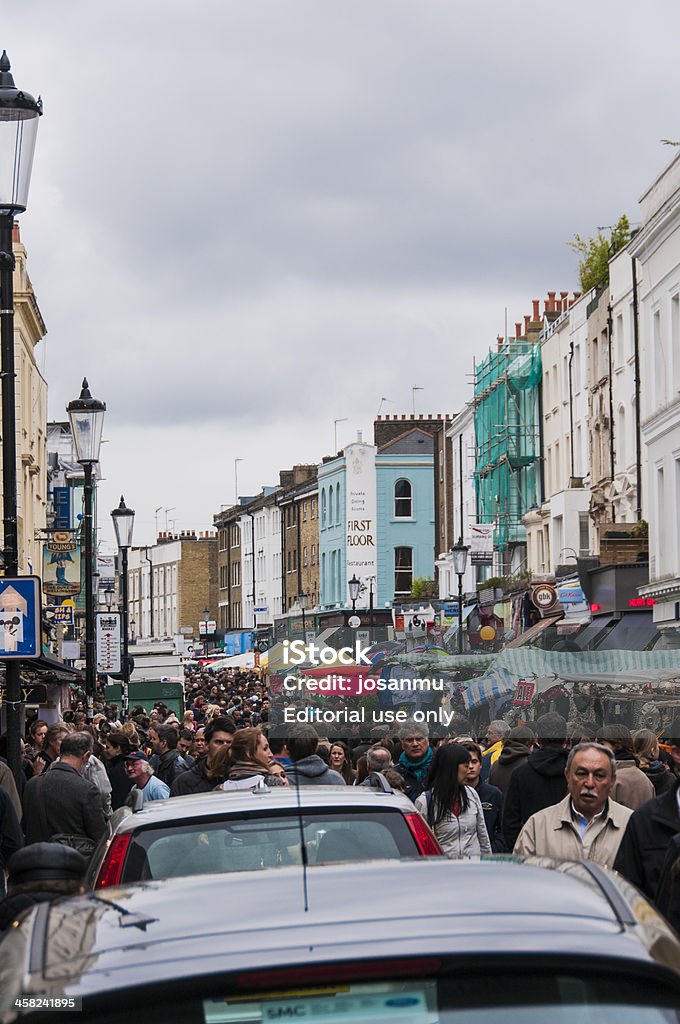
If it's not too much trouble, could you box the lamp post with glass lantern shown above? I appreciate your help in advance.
[202,606,210,658]
[299,592,308,639]
[451,538,469,655]
[111,496,134,721]
[348,574,361,616]
[102,586,115,612]
[67,380,106,721]
[0,50,42,782]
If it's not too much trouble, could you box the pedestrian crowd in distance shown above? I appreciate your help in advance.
[3,663,680,937]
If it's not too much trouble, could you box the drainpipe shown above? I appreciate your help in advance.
[459,432,464,540]
[568,341,575,479]
[607,301,616,522]
[632,257,643,521]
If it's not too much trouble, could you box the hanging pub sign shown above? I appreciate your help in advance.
[469,524,494,566]
[43,532,81,598]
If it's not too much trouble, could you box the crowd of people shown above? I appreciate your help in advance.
[2,664,680,935]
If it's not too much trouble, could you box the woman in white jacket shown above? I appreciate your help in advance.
[415,743,491,859]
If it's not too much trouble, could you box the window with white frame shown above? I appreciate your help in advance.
[394,479,413,518]
[394,547,413,596]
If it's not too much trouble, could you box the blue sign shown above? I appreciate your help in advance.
[54,603,74,625]
[0,577,42,659]
[52,487,71,529]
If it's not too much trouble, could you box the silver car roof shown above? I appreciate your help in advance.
[4,858,680,1003]
[113,785,418,832]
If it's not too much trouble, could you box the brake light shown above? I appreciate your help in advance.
[404,813,442,856]
[590,603,601,612]
[96,833,132,888]
[239,958,442,990]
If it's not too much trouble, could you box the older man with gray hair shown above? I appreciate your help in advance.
[359,745,394,788]
[513,742,632,867]
[480,720,511,782]
[394,720,432,802]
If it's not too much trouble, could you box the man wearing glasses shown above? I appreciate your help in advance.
[23,732,107,848]
[394,721,433,802]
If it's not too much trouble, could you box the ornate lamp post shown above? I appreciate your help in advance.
[451,538,469,655]
[202,606,210,658]
[111,496,134,720]
[67,379,106,721]
[299,591,308,638]
[0,50,42,783]
[348,574,361,615]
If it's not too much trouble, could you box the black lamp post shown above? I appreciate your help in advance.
[451,538,469,655]
[348,574,361,616]
[368,576,375,643]
[67,379,106,722]
[203,606,210,657]
[0,50,42,783]
[111,496,134,721]
[299,592,308,638]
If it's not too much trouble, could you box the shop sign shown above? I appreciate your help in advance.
[43,533,81,598]
[513,679,536,705]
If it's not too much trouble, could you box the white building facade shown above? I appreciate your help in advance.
[438,404,476,597]
[634,153,680,635]
[239,497,283,628]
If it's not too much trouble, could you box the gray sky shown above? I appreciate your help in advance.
[4,1,680,546]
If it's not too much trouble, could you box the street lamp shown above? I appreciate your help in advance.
[0,50,42,784]
[202,606,210,658]
[368,576,375,643]
[111,496,134,721]
[451,537,469,655]
[299,592,308,639]
[67,379,105,722]
[348,574,361,615]
[102,586,115,611]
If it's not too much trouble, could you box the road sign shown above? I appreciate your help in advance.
[348,615,361,629]
[96,612,122,673]
[198,620,217,635]
[0,576,41,659]
[254,606,268,614]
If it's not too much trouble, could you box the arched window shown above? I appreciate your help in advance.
[327,486,333,526]
[321,488,327,529]
[394,479,413,518]
[336,483,341,526]
[394,547,413,596]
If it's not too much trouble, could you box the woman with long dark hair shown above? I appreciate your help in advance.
[214,727,287,789]
[329,742,355,784]
[415,742,491,858]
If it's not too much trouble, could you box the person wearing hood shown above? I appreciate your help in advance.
[633,728,675,797]
[284,725,345,786]
[488,724,535,794]
[393,720,433,802]
[502,712,569,850]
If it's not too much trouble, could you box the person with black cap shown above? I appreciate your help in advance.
[0,843,87,931]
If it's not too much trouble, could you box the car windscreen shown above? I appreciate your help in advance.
[204,977,679,1024]
[121,809,418,881]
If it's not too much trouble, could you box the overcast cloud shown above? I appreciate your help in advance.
[3,1,680,545]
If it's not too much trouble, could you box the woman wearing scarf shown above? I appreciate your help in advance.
[415,743,491,859]
[214,727,288,790]
[394,720,433,802]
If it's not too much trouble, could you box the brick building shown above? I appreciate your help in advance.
[128,530,217,641]
[278,472,319,612]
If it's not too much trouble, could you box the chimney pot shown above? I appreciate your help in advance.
[560,291,568,301]
[524,315,530,333]
[532,299,540,319]
[573,291,581,300]
[515,322,522,338]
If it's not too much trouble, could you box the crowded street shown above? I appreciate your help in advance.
[3,1,680,1019]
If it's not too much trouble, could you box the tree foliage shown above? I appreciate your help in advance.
[568,215,631,293]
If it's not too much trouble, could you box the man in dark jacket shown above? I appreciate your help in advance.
[171,718,235,796]
[502,713,569,850]
[393,720,433,802]
[22,732,107,848]
[148,724,190,788]
[613,718,680,900]
[0,843,87,931]
[0,784,23,897]
[488,725,535,794]
[285,725,345,786]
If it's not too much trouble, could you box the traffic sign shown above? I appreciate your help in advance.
[0,576,41,659]
[96,612,122,673]
[348,615,361,629]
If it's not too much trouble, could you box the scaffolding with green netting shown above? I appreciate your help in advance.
[473,339,543,572]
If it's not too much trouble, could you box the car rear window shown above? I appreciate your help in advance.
[121,810,418,881]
